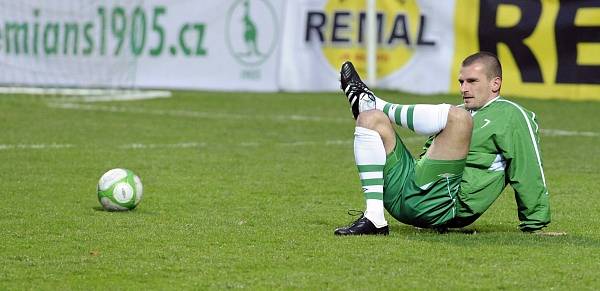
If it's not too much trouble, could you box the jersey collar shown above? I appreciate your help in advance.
[469,96,501,116]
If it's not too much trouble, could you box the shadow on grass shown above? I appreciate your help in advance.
[389,224,600,248]
[91,206,161,216]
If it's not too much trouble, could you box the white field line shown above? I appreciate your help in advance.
[44,103,600,132]
[0,141,352,151]
[279,136,424,146]
[279,140,352,146]
[0,143,74,150]
[0,137,425,152]
[119,142,207,149]
[49,103,600,133]
[0,86,171,102]
[1,128,595,152]
[77,91,172,102]
[541,129,599,137]
[46,102,349,123]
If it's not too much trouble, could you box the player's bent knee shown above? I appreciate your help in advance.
[448,107,473,131]
[356,110,389,129]
[356,110,396,154]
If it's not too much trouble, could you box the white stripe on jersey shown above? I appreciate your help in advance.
[497,99,548,191]
[470,96,500,116]
[488,154,506,171]
[531,111,539,133]
[419,182,434,190]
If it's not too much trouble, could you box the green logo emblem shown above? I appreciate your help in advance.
[226,0,278,66]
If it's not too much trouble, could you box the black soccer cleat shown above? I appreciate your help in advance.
[340,61,376,119]
[334,214,389,236]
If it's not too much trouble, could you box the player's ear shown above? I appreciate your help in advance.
[491,76,501,93]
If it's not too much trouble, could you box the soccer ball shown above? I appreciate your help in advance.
[97,168,143,211]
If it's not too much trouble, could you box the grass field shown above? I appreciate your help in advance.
[1,90,600,289]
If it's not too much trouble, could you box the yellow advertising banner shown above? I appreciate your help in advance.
[452,0,600,101]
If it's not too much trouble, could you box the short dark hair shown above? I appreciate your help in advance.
[462,51,502,79]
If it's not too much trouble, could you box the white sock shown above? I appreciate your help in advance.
[374,96,390,112]
[381,103,451,135]
[354,127,388,228]
[365,199,386,228]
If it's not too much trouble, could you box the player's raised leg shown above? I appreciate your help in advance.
[340,61,454,136]
[335,61,473,235]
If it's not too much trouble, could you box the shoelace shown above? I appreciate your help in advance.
[346,209,365,226]
[347,84,375,102]
[347,209,364,217]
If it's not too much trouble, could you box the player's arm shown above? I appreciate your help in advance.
[498,108,551,232]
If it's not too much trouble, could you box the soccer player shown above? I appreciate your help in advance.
[334,52,550,235]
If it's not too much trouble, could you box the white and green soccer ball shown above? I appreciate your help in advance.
[97,168,143,211]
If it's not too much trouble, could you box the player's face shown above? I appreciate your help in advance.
[458,63,499,110]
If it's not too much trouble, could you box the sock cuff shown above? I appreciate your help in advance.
[354,126,379,137]
[409,103,452,135]
[437,103,452,128]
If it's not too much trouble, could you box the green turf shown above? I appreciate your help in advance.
[1,91,599,289]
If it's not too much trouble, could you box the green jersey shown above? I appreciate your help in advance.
[435,96,551,230]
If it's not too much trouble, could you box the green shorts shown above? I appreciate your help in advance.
[383,134,466,227]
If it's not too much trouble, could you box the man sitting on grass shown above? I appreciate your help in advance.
[334,52,551,235]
